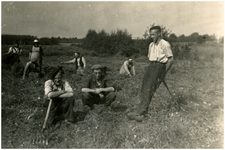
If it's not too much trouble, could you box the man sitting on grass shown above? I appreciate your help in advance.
[43,66,75,127]
[81,64,116,110]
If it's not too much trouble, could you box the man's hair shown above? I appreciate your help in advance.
[150,26,161,32]
[14,42,19,45]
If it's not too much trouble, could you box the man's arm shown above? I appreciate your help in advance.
[123,61,132,76]
[61,58,75,64]
[58,92,74,98]
[81,88,96,93]
[96,87,115,93]
[7,47,13,54]
[48,90,66,98]
[28,52,32,60]
[58,80,74,98]
[132,66,136,76]
[82,87,114,94]
[166,56,174,72]
[45,80,74,99]
[82,57,86,69]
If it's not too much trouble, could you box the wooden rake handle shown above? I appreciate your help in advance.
[42,98,52,132]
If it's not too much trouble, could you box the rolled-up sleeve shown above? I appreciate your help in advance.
[44,80,53,97]
[163,42,173,57]
[64,81,73,93]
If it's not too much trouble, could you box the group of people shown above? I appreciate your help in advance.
[44,64,117,126]
[6,26,174,127]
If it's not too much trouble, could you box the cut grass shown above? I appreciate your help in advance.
[1,43,223,148]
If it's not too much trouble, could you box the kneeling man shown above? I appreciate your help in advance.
[81,64,116,109]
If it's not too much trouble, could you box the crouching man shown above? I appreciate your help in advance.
[81,64,116,110]
[43,67,75,126]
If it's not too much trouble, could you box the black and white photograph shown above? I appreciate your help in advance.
[1,1,224,148]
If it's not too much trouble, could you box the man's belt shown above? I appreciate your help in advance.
[150,61,166,64]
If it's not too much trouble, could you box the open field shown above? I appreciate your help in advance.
[1,42,224,148]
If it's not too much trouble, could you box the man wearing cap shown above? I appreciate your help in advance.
[127,26,174,122]
[119,58,136,77]
[81,64,116,110]
[43,67,75,126]
[61,52,86,76]
[22,39,44,79]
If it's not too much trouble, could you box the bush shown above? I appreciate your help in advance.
[83,29,133,55]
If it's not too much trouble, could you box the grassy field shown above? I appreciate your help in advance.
[1,42,223,148]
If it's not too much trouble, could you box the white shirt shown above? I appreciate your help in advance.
[148,39,173,63]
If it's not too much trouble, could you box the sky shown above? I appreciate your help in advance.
[1,1,224,39]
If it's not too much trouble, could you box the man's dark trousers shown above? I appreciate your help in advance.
[136,62,166,115]
[43,97,75,125]
[82,92,116,108]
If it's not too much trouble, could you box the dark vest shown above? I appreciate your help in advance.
[75,56,84,69]
[11,47,21,54]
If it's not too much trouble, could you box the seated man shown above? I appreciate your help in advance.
[81,64,116,109]
[43,67,75,126]
[119,58,136,77]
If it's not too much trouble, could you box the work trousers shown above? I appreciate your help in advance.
[76,66,85,76]
[136,62,166,115]
[23,60,42,78]
[43,97,75,125]
[82,92,116,108]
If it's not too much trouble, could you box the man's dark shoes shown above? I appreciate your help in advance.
[127,112,144,122]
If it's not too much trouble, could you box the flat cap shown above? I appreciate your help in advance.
[91,64,103,70]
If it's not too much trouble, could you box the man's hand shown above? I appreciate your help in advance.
[94,88,102,94]
[99,93,104,99]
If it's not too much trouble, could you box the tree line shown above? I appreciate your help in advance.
[1,35,82,45]
[2,24,222,58]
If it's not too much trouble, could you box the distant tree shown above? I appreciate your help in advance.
[197,35,206,44]
[189,32,199,42]
[2,34,37,45]
[169,33,177,42]
[209,34,217,41]
[219,36,224,43]
[177,34,186,42]
[143,30,148,39]
[82,28,133,56]
[83,29,98,50]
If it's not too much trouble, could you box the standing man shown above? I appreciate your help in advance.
[81,64,116,110]
[119,58,136,77]
[44,67,75,126]
[6,42,22,55]
[22,39,44,79]
[127,26,174,122]
[61,52,86,76]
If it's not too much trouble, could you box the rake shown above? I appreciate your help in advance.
[31,98,52,146]
[162,80,180,111]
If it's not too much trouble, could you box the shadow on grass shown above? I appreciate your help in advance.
[74,111,89,122]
